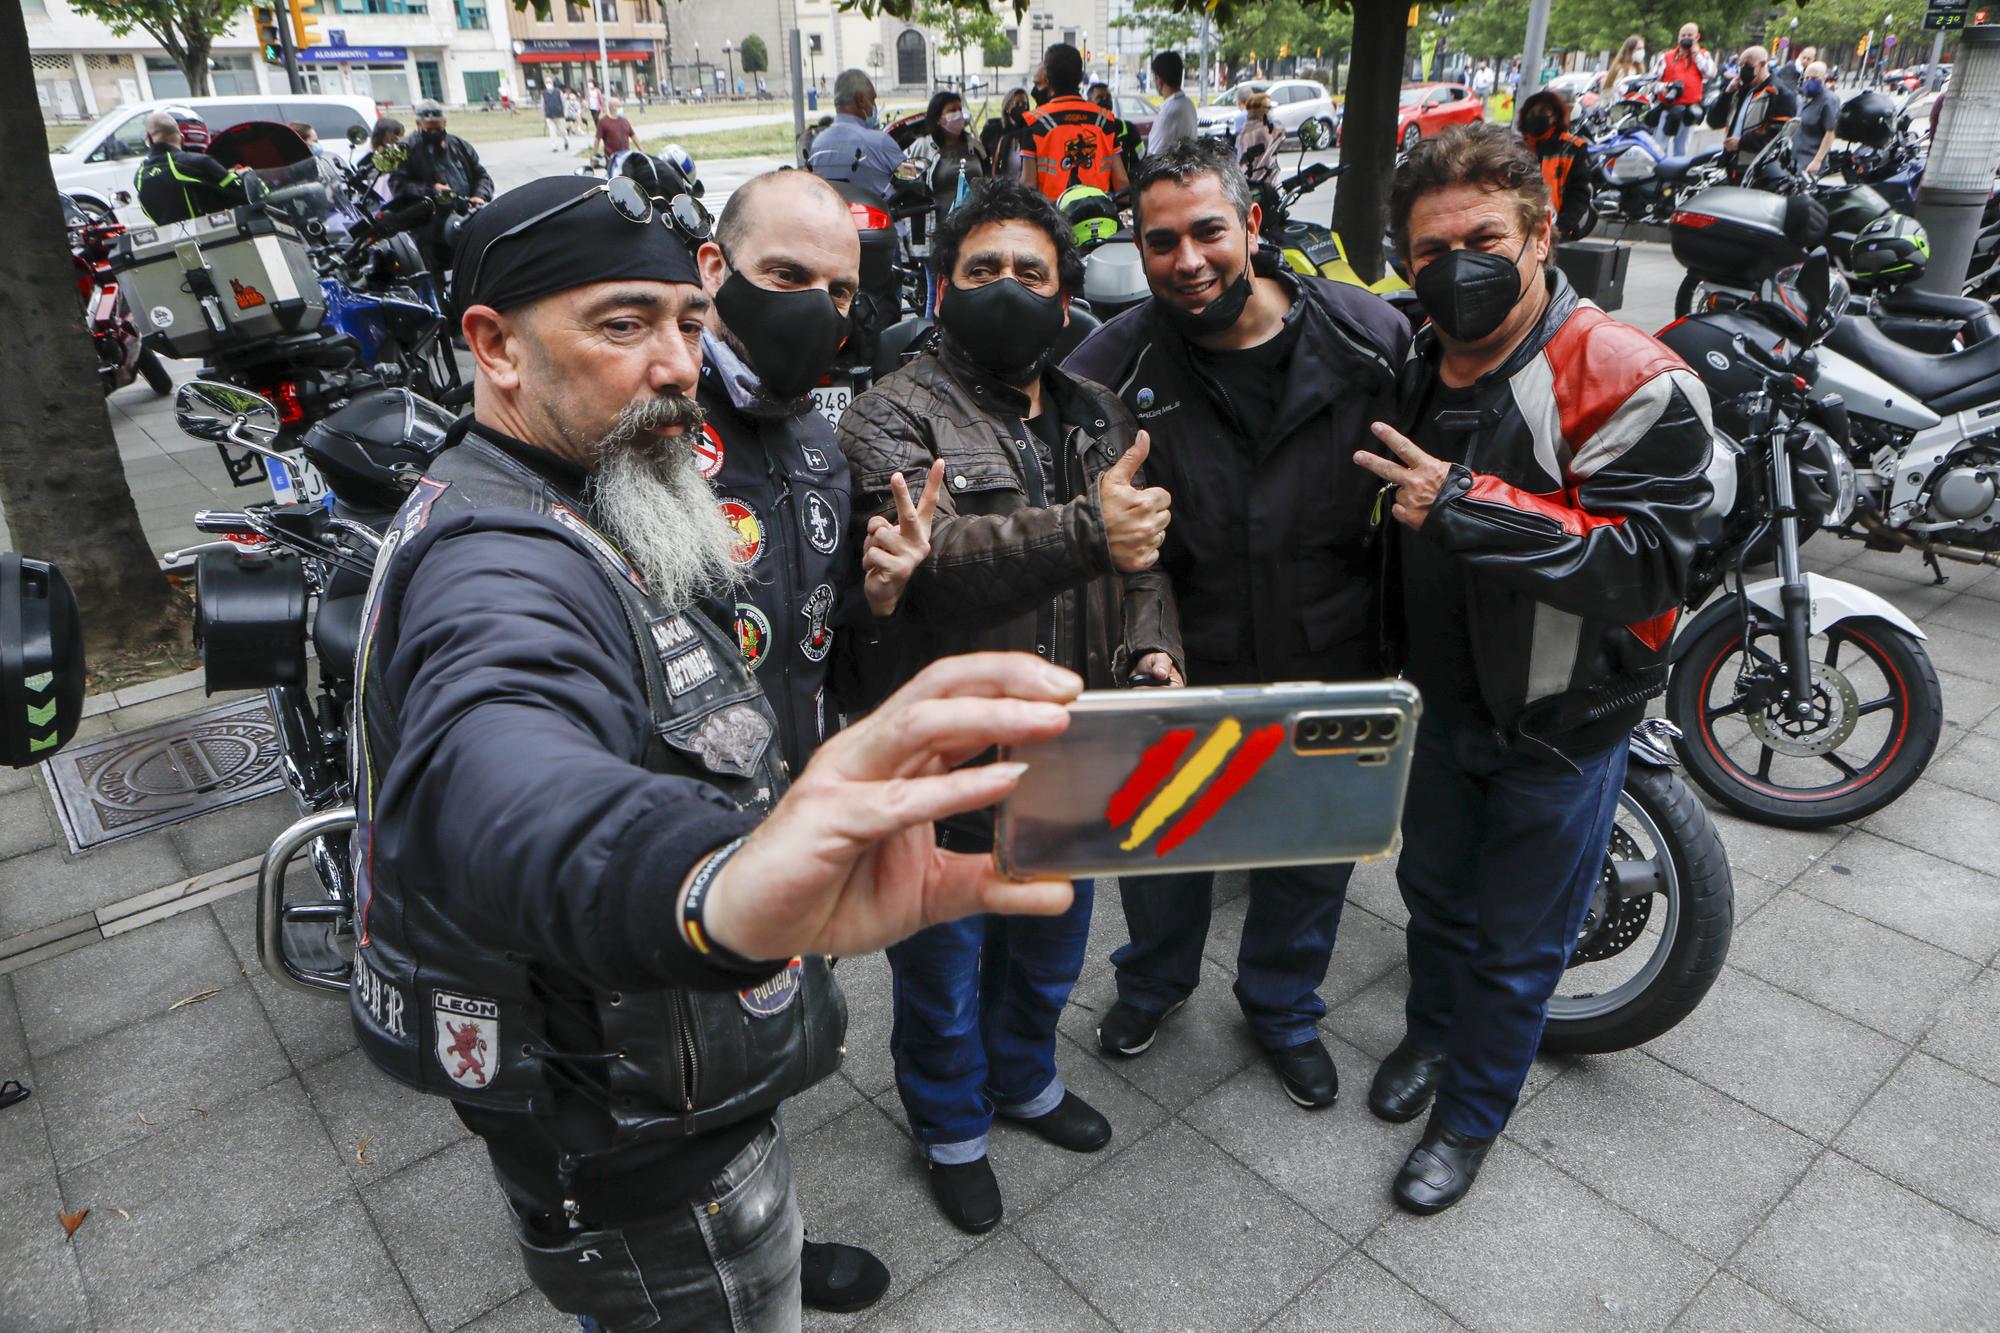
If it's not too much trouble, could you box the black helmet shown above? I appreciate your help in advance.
[1836,89,1897,149]
[302,387,457,511]
[0,553,85,769]
[1850,211,1930,288]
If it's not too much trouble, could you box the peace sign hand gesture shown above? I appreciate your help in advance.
[863,459,945,617]
[1353,422,1454,530]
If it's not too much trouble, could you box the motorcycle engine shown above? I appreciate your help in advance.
[1927,459,2000,527]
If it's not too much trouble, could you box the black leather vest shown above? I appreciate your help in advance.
[348,434,844,1143]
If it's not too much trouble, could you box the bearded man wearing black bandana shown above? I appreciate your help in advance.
[1064,137,1410,1116]
[836,176,1183,1235]
[346,173,1089,1330]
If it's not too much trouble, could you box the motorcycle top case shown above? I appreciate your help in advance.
[111,207,325,361]
[1669,187,1802,286]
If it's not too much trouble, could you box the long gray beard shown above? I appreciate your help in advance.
[586,397,747,608]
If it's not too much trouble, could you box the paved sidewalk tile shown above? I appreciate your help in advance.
[360,1136,528,1331]
[865,1230,1114,1332]
[1643,968,1906,1143]
[0,1164,90,1332]
[1863,779,2000,878]
[1363,1146,1712,1333]
[784,1064,862,1141]
[65,1077,348,1305]
[1836,1052,2000,1234]
[166,792,300,877]
[0,1058,51,1197]
[38,981,290,1170]
[0,831,188,940]
[1696,808,1844,888]
[303,1046,473,1181]
[1508,1055,1818,1263]
[1936,668,2000,731]
[1207,900,1407,1013]
[1265,1250,1463,1333]
[1018,1121,1338,1333]
[12,907,242,1059]
[792,1100,979,1313]
[1791,830,2000,966]
[1321,965,1410,1061]
[0,787,60,862]
[1731,1153,2000,1331]
[1669,1271,1821,1332]
[1926,729,2000,806]
[1055,958,1259,1113]
[208,890,359,1073]
[1342,856,1407,928]
[459,1288,572,1332]
[832,948,895,1098]
[979,1033,1170,1221]
[1181,1034,1409,1244]
[1921,967,2000,1086]
[1729,891,1979,1044]
[105,1194,423,1332]
[1910,622,2000,686]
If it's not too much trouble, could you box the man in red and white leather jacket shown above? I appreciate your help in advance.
[1355,124,1713,1216]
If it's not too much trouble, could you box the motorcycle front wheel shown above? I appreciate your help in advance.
[1666,604,1942,828]
[1543,761,1733,1054]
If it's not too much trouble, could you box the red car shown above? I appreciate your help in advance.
[1393,81,1484,150]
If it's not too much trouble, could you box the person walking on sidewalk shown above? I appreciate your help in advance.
[542,83,568,152]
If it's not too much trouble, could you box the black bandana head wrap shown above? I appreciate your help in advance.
[450,175,701,321]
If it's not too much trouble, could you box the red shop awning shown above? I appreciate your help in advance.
[518,49,651,62]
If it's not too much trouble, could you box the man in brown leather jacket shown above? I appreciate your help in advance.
[837,178,1182,1236]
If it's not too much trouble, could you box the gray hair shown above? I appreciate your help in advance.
[1132,136,1255,228]
[144,110,181,141]
[833,68,873,113]
[414,98,445,119]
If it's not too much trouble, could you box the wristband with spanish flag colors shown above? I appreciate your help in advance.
[679,835,763,969]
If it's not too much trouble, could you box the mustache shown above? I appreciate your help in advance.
[598,394,707,460]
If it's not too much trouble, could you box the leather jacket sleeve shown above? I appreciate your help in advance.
[1420,371,1712,624]
[459,138,495,200]
[837,386,1114,629]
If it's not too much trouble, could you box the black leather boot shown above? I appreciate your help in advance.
[1367,1041,1448,1124]
[927,1156,1003,1234]
[1392,1120,1495,1215]
[800,1240,890,1313]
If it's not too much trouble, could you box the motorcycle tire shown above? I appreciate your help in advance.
[1666,606,1942,829]
[1542,763,1732,1055]
[1674,270,1703,318]
[138,346,173,397]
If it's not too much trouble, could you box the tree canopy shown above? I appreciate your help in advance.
[739,33,770,74]
[71,0,250,96]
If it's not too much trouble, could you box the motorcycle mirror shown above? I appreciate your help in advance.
[0,553,85,770]
[346,125,368,147]
[176,380,281,446]
[1297,116,1329,151]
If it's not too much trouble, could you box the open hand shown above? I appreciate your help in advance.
[1099,431,1173,573]
[1353,422,1454,530]
[862,459,944,616]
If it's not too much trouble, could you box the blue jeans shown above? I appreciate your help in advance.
[1396,715,1628,1139]
[887,880,1094,1162]
[1111,861,1352,1051]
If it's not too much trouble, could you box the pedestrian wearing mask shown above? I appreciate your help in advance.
[1655,23,1714,155]
[542,82,569,151]
[391,101,494,275]
[1090,81,1144,175]
[353,173,1087,1330]
[983,88,1035,178]
[1236,91,1283,187]
[809,68,903,199]
[1709,44,1797,176]
[837,178,1183,1235]
[1604,34,1647,101]
[908,89,986,215]
[1358,124,1711,1214]
[1515,89,1591,240]
[1064,137,1409,1111]
[1774,43,1817,94]
[690,168,896,1316]
[1792,61,1838,175]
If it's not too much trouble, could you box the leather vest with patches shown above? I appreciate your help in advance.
[348,434,844,1143]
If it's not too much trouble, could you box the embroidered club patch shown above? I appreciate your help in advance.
[739,957,805,1017]
[696,423,726,480]
[735,602,771,671]
[718,498,765,566]
[799,583,835,662]
[801,445,829,472]
[650,614,696,655]
[665,644,719,695]
[802,490,840,555]
[1136,387,1154,410]
[433,992,500,1090]
[688,703,773,774]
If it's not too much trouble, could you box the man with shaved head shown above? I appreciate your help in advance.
[347,173,1085,1328]
[1709,42,1796,177]
[134,108,247,224]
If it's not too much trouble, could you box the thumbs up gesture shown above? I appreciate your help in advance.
[1099,431,1173,574]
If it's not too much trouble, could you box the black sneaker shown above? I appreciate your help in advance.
[1268,1037,1339,1109]
[1010,1090,1112,1153]
[1096,998,1183,1057]
[926,1156,1003,1234]
[800,1239,890,1313]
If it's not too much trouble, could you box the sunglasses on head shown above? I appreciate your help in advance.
[458,175,715,314]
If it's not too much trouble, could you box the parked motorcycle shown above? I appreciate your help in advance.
[1656,255,1944,827]
[63,190,172,397]
[1585,88,1727,226]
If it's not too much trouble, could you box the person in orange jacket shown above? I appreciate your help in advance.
[1515,88,1592,241]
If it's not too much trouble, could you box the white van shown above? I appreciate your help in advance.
[49,94,379,201]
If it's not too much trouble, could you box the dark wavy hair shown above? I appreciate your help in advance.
[925,89,964,146]
[1389,122,1549,259]
[931,177,1086,294]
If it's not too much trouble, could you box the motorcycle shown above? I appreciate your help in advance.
[64,190,173,398]
[1585,86,1728,226]
[1656,255,1945,827]
[164,379,456,993]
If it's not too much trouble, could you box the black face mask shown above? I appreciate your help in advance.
[1521,109,1555,136]
[1414,239,1529,343]
[715,268,850,401]
[1680,36,1695,49]
[1158,244,1255,338]
[421,126,447,145]
[1032,85,1054,106]
[938,277,1065,384]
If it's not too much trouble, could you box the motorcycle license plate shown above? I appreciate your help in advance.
[810,384,851,427]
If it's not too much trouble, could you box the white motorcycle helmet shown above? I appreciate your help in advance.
[1082,241,1150,319]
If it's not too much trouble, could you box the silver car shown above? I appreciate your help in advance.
[1194,79,1339,144]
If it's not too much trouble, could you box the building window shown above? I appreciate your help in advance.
[896,28,926,87]
[464,69,501,103]
[597,0,617,19]
[632,0,650,20]
[143,52,258,98]
[455,0,487,29]
[336,0,429,13]
[417,58,442,101]
[565,1,587,19]
[1062,28,1076,46]
[33,53,83,119]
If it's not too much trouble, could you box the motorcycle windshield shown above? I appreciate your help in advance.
[243,159,366,245]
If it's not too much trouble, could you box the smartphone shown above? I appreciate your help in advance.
[994,680,1421,881]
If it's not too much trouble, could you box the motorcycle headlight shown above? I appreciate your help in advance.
[1823,433,1858,528]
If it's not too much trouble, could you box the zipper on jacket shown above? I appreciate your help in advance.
[673,990,700,1111]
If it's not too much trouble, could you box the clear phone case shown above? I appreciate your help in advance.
[994,680,1422,881]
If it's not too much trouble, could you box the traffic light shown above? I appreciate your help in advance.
[253,5,283,63]
[288,0,320,50]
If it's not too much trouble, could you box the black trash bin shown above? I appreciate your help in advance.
[1554,240,1632,311]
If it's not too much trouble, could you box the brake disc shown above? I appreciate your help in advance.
[1573,827,1656,964]
[1745,658,1861,758]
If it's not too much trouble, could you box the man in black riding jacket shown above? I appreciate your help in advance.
[135,109,249,225]
[347,174,1081,1329]
[691,167,891,1315]
[392,100,494,276]
[1357,125,1711,1215]
[1064,138,1410,1113]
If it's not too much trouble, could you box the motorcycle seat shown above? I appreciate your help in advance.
[1656,147,1722,177]
[1823,312,2000,408]
[1876,285,2000,336]
[312,594,365,679]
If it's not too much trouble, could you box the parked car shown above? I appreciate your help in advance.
[1544,71,1607,118]
[49,94,377,202]
[1114,93,1157,141]
[1359,81,1485,150]
[1195,79,1338,144]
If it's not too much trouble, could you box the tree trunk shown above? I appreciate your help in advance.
[1330,4,1408,285]
[185,29,214,97]
[0,1,185,656]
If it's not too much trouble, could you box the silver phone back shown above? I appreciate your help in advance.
[995,680,1421,881]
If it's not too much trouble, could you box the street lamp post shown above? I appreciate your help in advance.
[725,39,736,97]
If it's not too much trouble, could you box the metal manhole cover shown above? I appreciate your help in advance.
[40,697,286,851]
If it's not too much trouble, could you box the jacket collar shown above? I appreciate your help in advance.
[933,337,1110,441]
[456,415,591,503]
